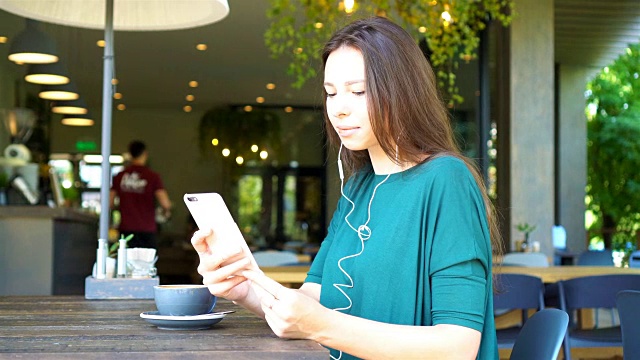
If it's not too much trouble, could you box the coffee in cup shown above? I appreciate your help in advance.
[153,285,216,316]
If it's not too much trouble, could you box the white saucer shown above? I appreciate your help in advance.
[140,310,234,330]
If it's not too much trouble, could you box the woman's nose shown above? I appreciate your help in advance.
[332,97,350,118]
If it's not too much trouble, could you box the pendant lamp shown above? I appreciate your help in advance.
[0,0,231,244]
[25,61,70,85]
[39,82,80,101]
[8,18,58,64]
[51,98,88,115]
[61,114,94,127]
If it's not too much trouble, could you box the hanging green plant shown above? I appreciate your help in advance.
[265,0,514,106]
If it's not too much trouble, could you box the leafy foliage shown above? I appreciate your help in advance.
[265,0,514,106]
[586,44,640,249]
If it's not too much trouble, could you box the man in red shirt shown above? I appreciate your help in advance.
[110,140,172,249]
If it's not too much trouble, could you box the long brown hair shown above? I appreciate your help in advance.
[322,16,503,258]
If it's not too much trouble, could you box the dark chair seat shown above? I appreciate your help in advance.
[570,326,621,343]
[497,326,521,348]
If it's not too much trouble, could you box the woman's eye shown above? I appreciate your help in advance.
[353,91,365,96]
[326,93,336,98]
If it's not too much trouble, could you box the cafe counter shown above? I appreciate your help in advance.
[0,206,99,296]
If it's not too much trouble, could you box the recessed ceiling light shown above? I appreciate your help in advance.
[196,44,207,51]
[113,92,123,99]
[284,106,293,113]
[256,96,265,103]
[117,104,126,111]
[266,83,276,90]
[189,81,198,88]
[186,94,195,101]
[183,105,192,112]
[0,36,8,43]
[97,40,105,47]
[244,105,253,112]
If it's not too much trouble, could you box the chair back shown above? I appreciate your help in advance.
[558,274,640,360]
[629,250,640,268]
[576,249,614,266]
[509,308,569,360]
[616,290,640,358]
[494,273,545,315]
[252,250,299,267]
[494,274,545,349]
[559,274,640,311]
[502,252,549,267]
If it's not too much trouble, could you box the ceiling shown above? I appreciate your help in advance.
[0,0,638,114]
[555,0,640,69]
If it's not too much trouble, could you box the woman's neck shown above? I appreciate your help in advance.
[368,145,404,175]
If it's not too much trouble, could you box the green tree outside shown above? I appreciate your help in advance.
[586,43,640,254]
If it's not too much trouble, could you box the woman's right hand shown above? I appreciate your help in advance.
[191,229,253,302]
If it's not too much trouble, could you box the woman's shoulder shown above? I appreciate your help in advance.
[417,155,473,180]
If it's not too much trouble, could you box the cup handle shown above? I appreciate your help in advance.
[207,296,217,313]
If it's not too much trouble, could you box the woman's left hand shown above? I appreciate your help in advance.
[242,270,328,340]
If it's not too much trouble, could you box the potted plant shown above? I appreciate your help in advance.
[515,222,537,252]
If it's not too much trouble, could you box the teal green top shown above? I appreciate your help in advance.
[306,156,497,360]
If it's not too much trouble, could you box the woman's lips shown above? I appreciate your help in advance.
[337,126,359,137]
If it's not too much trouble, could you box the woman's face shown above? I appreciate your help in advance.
[324,46,379,152]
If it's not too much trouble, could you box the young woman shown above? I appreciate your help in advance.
[192,16,501,359]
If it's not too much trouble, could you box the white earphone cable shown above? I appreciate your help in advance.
[330,144,391,360]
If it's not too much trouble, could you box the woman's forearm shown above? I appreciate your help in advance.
[312,310,481,359]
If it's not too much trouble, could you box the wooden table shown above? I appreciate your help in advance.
[0,296,328,359]
[262,265,640,287]
[496,265,640,282]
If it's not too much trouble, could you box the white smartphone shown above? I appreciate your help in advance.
[184,192,258,269]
